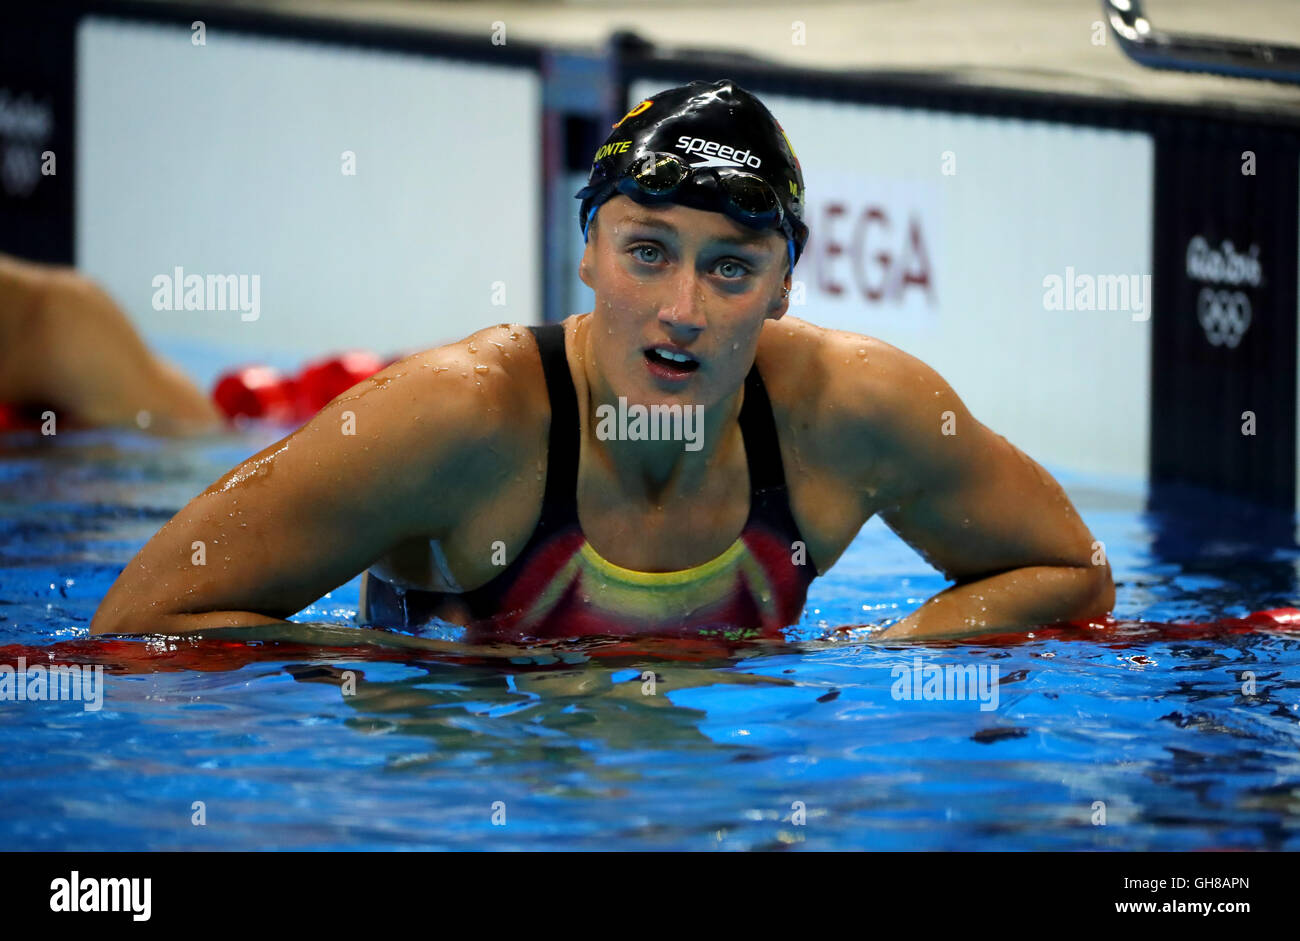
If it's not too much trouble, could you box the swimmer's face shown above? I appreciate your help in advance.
[578,195,791,408]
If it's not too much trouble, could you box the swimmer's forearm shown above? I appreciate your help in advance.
[876,563,1114,641]
[92,614,552,661]
[90,608,292,636]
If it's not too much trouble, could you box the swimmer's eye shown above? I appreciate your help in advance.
[630,243,664,265]
[714,258,753,280]
[628,243,753,280]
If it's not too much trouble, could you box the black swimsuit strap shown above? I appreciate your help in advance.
[736,360,817,572]
[526,323,809,558]
[736,362,788,496]
[527,324,582,532]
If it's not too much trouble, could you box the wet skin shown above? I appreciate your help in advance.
[0,253,220,434]
[91,196,1114,641]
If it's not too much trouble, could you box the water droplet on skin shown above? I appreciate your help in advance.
[467,343,478,354]
[474,364,489,375]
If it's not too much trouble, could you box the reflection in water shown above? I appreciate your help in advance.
[3,429,1300,849]
[283,650,798,768]
[1145,480,1300,616]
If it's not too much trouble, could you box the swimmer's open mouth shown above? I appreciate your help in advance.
[644,345,700,377]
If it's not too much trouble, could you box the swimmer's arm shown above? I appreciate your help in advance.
[878,566,1112,641]
[848,350,1113,641]
[0,254,49,401]
[0,254,219,433]
[90,344,510,636]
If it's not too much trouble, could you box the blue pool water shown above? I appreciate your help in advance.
[2,421,1300,851]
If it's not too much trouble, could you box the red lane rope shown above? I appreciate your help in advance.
[1,608,1296,674]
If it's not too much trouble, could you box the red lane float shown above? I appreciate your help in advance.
[0,402,69,433]
[0,632,751,675]
[212,365,299,423]
[212,350,387,423]
[4,350,393,429]
[0,402,27,432]
[3,607,1299,676]
[1243,607,1300,627]
[899,606,1300,648]
[294,351,385,416]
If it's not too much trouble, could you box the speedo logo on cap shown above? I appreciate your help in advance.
[674,136,762,169]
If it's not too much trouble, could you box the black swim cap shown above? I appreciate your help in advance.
[576,79,809,270]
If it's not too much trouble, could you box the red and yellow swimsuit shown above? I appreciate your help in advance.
[359,324,818,641]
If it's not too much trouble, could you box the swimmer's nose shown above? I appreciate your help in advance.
[658,269,707,336]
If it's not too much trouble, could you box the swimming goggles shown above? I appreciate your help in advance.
[581,151,798,273]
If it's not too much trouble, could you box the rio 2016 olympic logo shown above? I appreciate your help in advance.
[1185,235,1261,349]
[1196,287,1251,348]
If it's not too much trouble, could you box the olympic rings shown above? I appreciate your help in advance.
[1196,287,1252,348]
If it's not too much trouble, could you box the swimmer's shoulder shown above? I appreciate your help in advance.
[330,323,548,526]
[755,315,907,428]
[756,316,960,472]
[384,320,548,452]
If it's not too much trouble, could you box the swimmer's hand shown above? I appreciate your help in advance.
[873,565,1113,641]
[0,255,221,435]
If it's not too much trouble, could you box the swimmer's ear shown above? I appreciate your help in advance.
[578,225,596,290]
[768,271,792,320]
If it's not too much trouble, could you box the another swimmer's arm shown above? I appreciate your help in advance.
[0,253,219,433]
[0,254,48,402]
[90,347,500,635]
[854,350,1113,641]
